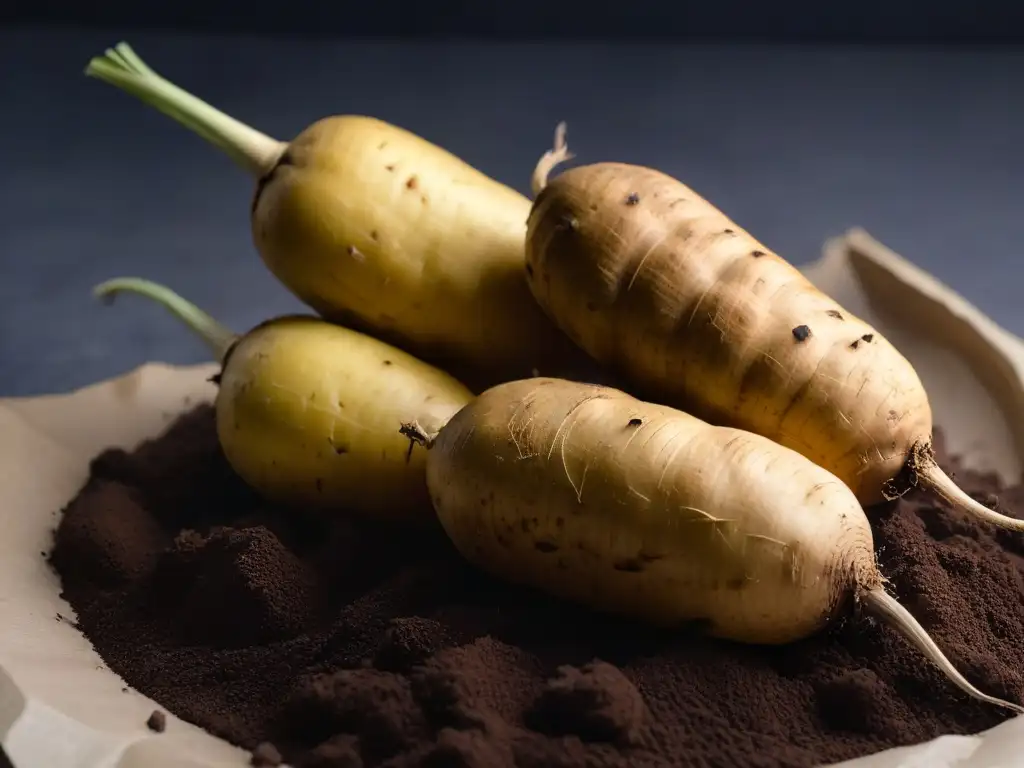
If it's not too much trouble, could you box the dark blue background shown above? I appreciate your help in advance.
[3,17,1024,396]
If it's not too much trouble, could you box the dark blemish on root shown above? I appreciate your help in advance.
[826,309,844,320]
[861,333,874,343]
[370,230,380,241]
[534,541,559,553]
[627,418,643,427]
[385,164,395,172]
[378,141,388,150]
[723,228,735,235]
[613,558,645,573]
[315,478,324,493]
[751,250,766,258]
[208,372,223,386]
[383,360,393,366]
[669,198,686,208]
[406,175,419,190]
[849,339,861,349]
[589,203,599,211]
[792,325,812,342]
[525,263,535,278]
[329,439,348,455]
[555,214,579,232]
[625,192,640,206]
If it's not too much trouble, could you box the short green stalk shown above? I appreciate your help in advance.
[93,278,239,363]
[85,42,287,177]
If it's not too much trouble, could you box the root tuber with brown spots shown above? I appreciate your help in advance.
[93,278,472,522]
[523,122,1024,532]
[84,43,600,392]
[407,376,1024,715]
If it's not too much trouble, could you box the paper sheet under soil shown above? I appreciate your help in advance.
[2,229,1024,768]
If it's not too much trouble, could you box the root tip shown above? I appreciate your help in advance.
[399,421,435,449]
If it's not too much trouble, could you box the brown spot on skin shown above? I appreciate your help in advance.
[370,230,380,241]
[751,250,766,258]
[534,541,559,553]
[849,339,860,350]
[625,192,640,206]
[589,203,599,211]
[383,360,393,366]
[556,214,579,232]
[337,401,345,409]
[627,418,643,427]
[525,263,535,278]
[887,409,901,423]
[723,228,735,235]
[861,333,874,343]
[792,325,812,342]
[385,164,395,172]
[406,175,419,190]
[826,309,844,320]
[613,558,644,573]
[330,439,348,455]
[378,141,388,150]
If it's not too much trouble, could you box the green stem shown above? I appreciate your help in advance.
[93,278,239,363]
[85,42,287,177]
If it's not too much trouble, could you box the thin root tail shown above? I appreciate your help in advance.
[530,121,574,197]
[861,587,1024,715]
[911,442,1024,532]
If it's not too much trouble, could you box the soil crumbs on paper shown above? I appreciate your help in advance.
[51,406,1024,767]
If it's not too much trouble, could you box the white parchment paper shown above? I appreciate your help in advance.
[1,230,1023,768]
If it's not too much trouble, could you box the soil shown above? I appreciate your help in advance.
[50,406,1024,768]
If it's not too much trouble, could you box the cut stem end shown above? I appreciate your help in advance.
[85,41,287,177]
[93,277,238,363]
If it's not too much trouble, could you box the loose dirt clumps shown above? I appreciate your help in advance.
[50,408,1024,767]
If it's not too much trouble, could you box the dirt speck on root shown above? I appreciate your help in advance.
[146,710,167,733]
[50,406,1024,768]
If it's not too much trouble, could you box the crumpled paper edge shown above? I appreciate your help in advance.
[2,231,1024,767]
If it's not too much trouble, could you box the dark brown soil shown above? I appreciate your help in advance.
[50,407,1024,767]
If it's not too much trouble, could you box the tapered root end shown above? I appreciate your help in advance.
[530,121,574,198]
[399,421,436,449]
[860,587,1024,716]
[910,443,1024,532]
